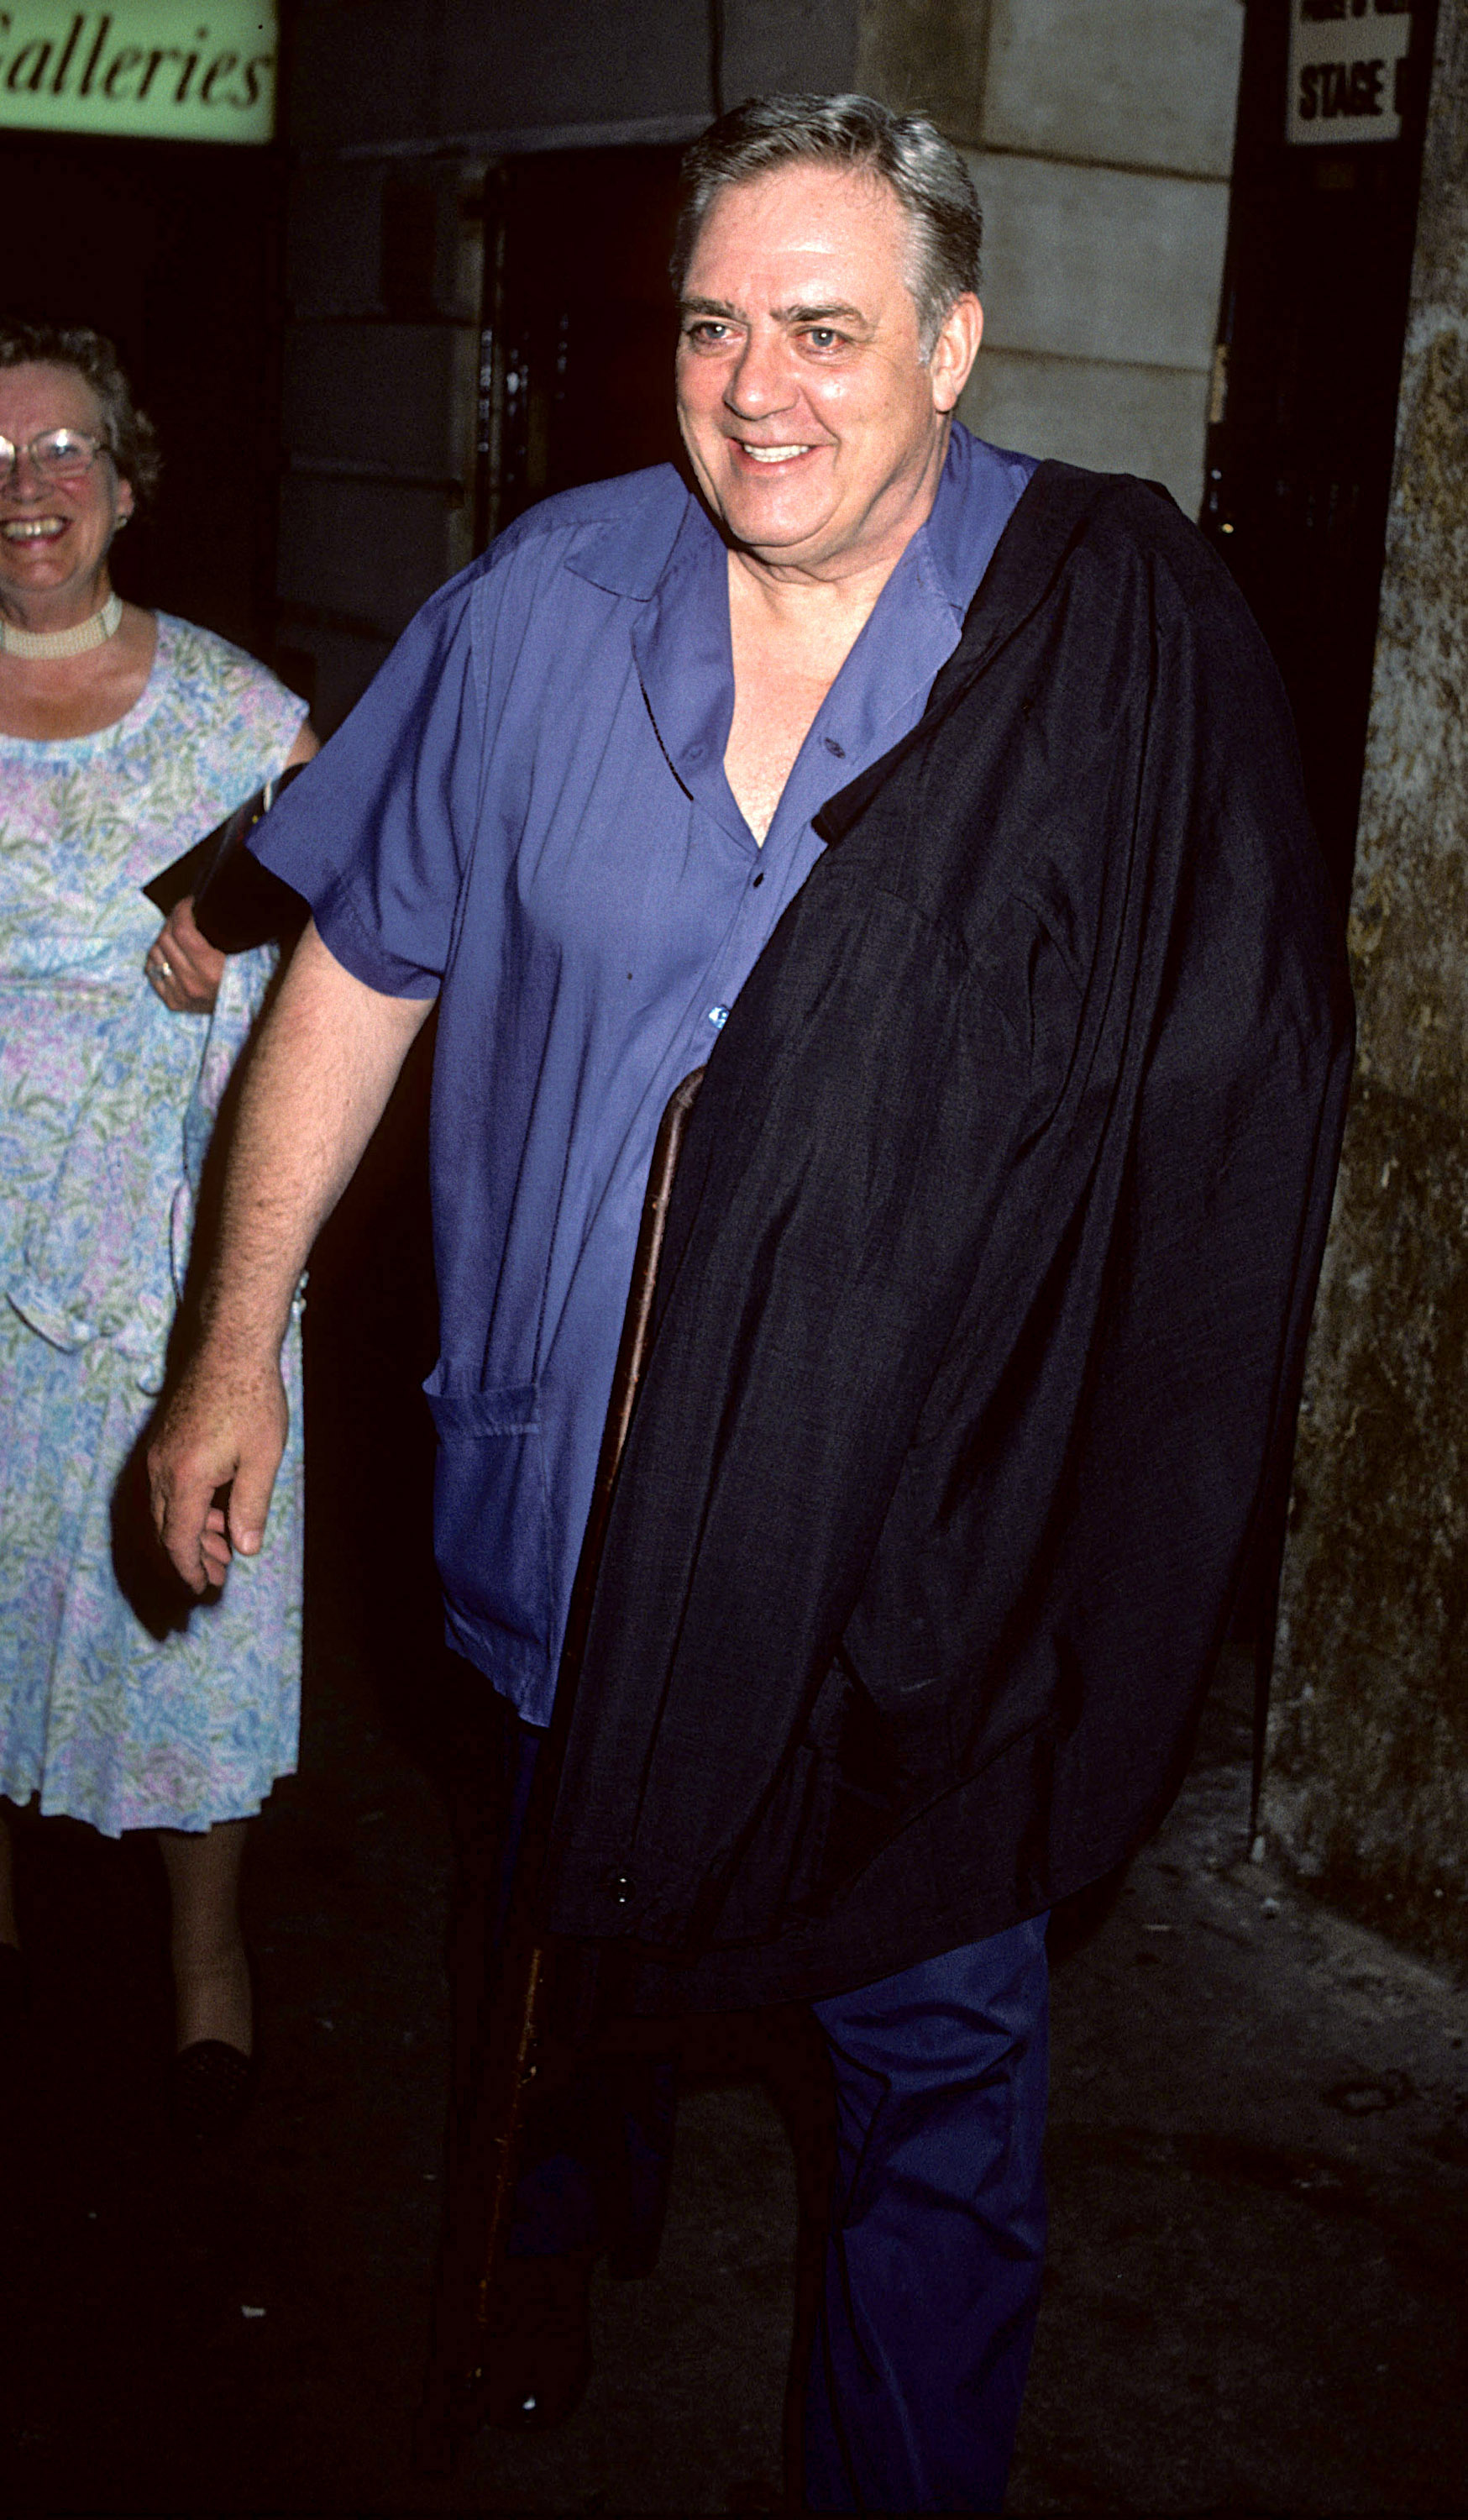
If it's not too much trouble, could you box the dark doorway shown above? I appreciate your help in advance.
[475,144,687,550]
[0,129,287,661]
[1201,0,1437,907]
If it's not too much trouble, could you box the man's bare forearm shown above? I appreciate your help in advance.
[149,918,432,1589]
[200,918,432,1363]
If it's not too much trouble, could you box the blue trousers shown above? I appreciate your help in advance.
[803,1915,1051,2514]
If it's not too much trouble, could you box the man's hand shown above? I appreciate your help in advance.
[144,917,432,1594]
[148,1347,289,1593]
[145,895,228,1016]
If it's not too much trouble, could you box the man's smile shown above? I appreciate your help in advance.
[2,516,68,541]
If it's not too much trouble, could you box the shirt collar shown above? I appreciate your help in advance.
[920,423,1040,620]
[561,465,691,599]
[630,496,738,833]
[629,426,1034,850]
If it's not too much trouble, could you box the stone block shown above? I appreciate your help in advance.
[276,476,468,638]
[983,0,1245,179]
[721,0,859,101]
[287,153,483,328]
[279,624,393,738]
[288,0,439,150]
[437,0,708,134]
[960,349,1209,512]
[856,0,994,138]
[282,323,479,483]
[964,149,1229,370]
[286,166,385,321]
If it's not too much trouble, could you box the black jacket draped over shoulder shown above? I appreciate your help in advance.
[541,459,1355,2013]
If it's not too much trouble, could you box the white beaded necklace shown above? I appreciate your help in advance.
[0,590,123,659]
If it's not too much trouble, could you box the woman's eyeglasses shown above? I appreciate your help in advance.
[0,428,112,484]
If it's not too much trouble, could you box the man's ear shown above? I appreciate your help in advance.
[930,293,983,415]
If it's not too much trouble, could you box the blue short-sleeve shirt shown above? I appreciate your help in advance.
[254,423,1035,1719]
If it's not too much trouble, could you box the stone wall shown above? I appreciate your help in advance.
[277,0,860,725]
[858,0,1245,512]
[279,0,1246,722]
[1267,0,1468,1966]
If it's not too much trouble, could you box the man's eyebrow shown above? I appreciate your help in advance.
[779,301,868,326]
[679,296,873,328]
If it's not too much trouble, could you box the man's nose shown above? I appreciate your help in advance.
[723,329,795,418]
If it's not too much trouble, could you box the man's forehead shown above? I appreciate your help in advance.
[686,161,910,265]
[682,170,916,328]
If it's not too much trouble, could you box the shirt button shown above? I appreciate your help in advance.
[602,1868,635,1905]
[707,1005,729,1030]
[823,735,846,758]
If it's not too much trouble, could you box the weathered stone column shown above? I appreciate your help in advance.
[1268,2,1468,1964]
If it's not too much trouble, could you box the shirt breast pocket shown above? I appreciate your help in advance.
[421,1370,553,1677]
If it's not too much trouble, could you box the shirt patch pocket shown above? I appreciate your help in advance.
[422,1370,553,1672]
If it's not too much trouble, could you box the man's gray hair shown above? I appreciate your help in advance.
[674,94,983,358]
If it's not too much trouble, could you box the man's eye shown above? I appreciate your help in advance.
[686,321,732,346]
[804,328,844,351]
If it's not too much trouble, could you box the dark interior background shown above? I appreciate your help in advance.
[1,129,290,665]
[477,144,686,547]
[1203,0,1439,910]
[0,123,443,1699]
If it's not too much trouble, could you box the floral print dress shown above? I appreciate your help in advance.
[0,615,307,1835]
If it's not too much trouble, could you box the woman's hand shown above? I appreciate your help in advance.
[145,895,226,1015]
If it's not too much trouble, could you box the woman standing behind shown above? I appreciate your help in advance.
[0,322,315,2135]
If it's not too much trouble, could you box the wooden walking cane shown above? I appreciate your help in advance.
[417,1066,705,2469]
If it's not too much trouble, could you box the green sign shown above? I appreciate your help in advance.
[0,3,275,143]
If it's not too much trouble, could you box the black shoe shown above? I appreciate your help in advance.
[484,2248,595,2430]
[170,2037,255,2145]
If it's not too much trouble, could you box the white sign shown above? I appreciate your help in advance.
[0,3,275,144]
[1287,0,1414,144]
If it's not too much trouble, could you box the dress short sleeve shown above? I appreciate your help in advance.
[250,574,483,998]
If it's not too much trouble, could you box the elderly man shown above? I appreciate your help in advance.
[150,94,1350,2514]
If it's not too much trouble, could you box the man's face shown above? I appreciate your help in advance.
[675,161,980,580]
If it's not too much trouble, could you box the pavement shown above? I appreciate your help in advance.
[4,1118,1467,2512]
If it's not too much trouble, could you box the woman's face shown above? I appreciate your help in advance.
[0,360,133,618]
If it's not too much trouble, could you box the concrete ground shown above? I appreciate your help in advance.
[4,1141,1467,2512]
[7,1607,1467,2513]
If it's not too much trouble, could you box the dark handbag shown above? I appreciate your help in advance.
[142,761,308,953]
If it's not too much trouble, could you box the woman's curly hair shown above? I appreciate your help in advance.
[0,321,161,511]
